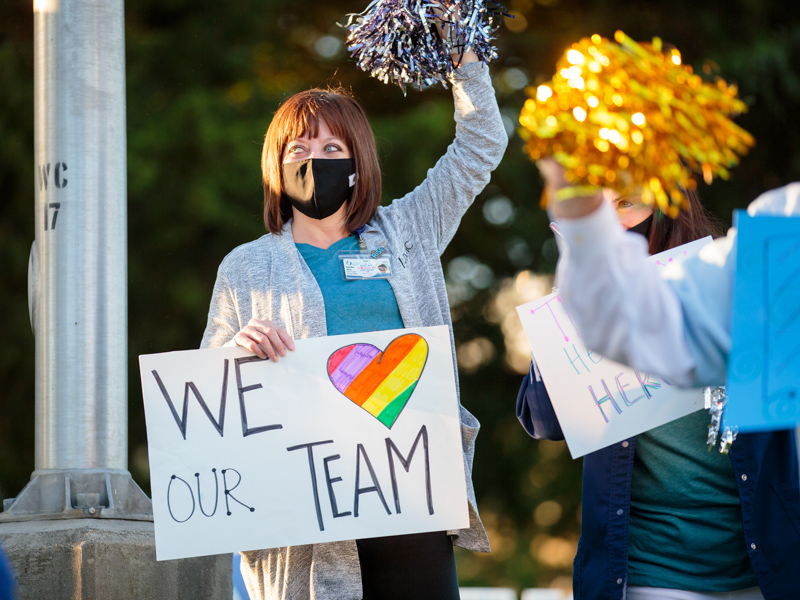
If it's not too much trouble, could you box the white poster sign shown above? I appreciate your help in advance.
[516,238,710,458]
[139,325,469,561]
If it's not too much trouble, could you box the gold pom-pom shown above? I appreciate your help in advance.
[519,31,755,217]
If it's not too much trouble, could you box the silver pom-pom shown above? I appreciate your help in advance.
[341,0,509,93]
[705,386,738,454]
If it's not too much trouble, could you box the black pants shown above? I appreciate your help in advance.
[356,531,460,600]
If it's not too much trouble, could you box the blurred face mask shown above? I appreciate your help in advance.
[281,158,356,220]
[628,213,653,238]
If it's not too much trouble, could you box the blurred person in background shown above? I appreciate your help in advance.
[517,163,800,600]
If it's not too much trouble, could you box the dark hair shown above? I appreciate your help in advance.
[648,188,724,254]
[261,87,382,235]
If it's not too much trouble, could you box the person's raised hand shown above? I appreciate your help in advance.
[431,1,478,65]
[537,157,603,219]
[234,318,295,362]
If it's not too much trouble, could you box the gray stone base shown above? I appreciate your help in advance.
[0,519,232,600]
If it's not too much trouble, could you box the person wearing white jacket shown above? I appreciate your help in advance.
[535,158,800,600]
[539,159,799,388]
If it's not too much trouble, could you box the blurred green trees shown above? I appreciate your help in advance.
[1,0,799,592]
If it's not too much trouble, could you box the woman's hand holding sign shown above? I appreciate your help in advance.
[234,318,295,362]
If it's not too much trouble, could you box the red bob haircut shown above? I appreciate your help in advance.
[261,87,382,235]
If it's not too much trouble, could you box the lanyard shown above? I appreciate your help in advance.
[353,225,367,250]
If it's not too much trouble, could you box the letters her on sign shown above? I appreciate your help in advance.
[516,240,708,458]
[139,326,469,561]
[524,295,689,431]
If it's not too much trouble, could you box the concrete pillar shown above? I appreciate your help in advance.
[1,520,231,600]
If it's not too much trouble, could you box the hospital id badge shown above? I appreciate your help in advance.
[338,249,393,280]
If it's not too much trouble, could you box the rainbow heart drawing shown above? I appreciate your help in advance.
[327,334,429,428]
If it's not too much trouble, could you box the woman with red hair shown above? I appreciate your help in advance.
[201,46,506,600]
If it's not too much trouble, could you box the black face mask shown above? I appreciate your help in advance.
[628,213,653,239]
[281,158,356,220]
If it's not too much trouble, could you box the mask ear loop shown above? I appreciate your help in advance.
[349,166,364,249]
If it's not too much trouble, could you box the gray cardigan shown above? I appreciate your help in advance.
[200,61,507,600]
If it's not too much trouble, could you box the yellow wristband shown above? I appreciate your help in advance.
[552,185,601,202]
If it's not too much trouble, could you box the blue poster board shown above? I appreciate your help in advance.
[726,211,800,432]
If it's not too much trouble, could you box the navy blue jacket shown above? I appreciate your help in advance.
[517,366,800,600]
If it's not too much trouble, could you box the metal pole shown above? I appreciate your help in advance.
[33,0,128,471]
[2,0,149,520]
[0,4,230,595]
